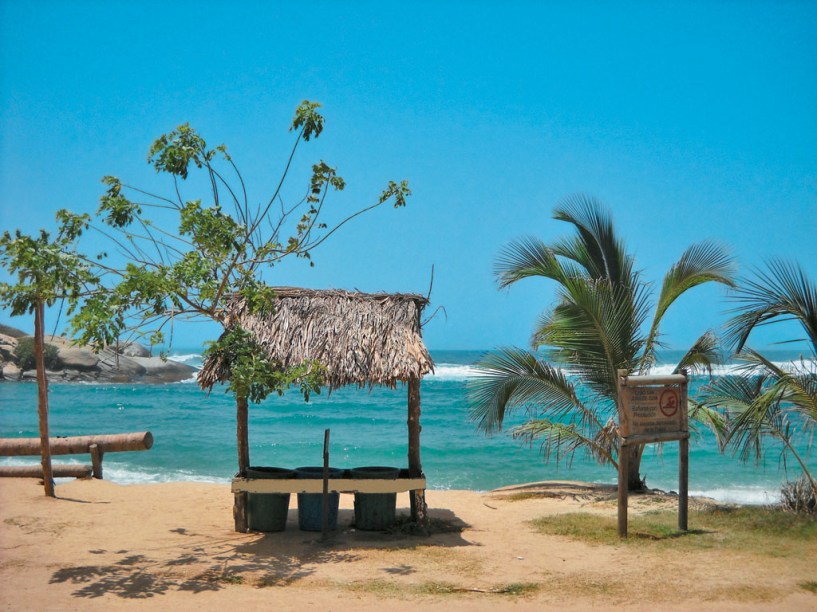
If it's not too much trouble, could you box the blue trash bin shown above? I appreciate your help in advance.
[295,466,344,531]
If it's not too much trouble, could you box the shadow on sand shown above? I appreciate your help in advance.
[49,506,472,599]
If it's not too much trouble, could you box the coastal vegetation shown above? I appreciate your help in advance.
[69,101,410,475]
[0,211,100,495]
[468,196,735,490]
[14,337,61,372]
[0,101,411,482]
[702,261,817,510]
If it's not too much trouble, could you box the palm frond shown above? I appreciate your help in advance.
[551,194,634,286]
[467,347,600,433]
[688,399,729,449]
[642,241,735,366]
[511,419,618,468]
[494,237,582,290]
[706,373,788,464]
[779,366,817,425]
[534,276,648,398]
[703,372,768,413]
[670,330,722,378]
[725,260,817,354]
[731,350,817,422]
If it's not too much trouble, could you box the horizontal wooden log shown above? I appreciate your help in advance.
[621,431,690,445]
[0,432,153,457]
[0,464,93,478]
[620,374,687,386]
[231,476,427,495]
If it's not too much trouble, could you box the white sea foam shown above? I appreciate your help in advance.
[689,487,780,505]
[429,362,574,381]
[161,352,814,381]
[429,360,777,381]
[168,353,202,363]
[100,464,229,485]
[0,457,229,485]
[167,353,204,368]
[652,360,814,378]
[427,364,481,381]
[443,359,815,379]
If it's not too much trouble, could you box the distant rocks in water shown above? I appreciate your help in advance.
[0,325,196,384]
[118,342,151,358]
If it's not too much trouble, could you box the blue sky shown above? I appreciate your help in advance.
[1,1,815,351]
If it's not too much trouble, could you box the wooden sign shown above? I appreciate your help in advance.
[618,373,688,442]
[616,370,689,538]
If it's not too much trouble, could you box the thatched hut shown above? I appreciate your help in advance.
[199,288,434,530]
[199,287,432,390]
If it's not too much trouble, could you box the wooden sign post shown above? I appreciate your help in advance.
[616,370,689,538]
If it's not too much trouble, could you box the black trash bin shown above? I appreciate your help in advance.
[245,467,295,532]
[350,466,400,530]
[295,466,344,531]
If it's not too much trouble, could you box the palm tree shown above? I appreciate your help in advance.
[468,195,735,490]
[701,261,817,498]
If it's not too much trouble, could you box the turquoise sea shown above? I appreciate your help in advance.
[1,349,814,505]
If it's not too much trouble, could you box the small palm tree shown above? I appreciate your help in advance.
[702,261,817,498]
[468,195,735,490]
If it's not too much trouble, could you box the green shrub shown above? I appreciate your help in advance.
[15,337,62,371]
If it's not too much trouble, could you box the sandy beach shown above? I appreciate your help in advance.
[0,478,814,610]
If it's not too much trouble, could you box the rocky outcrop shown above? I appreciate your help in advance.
[119,342,151,358]
[0,325,197,384]
[0,333,17,362]
[57,346,101,371]
[0,324,26,339]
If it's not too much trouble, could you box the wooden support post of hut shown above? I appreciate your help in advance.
[199,288,434,532]
[407,376,426,522]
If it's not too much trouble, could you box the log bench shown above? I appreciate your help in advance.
[0,432,153,480]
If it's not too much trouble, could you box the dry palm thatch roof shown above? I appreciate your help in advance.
[199,288,433,391]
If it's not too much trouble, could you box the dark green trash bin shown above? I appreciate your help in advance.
[246,467,295,532]
[351,466,400,530]
[295,466,344,531]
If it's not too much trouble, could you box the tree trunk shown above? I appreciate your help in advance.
[236,395,249,475]
[407,377,427,523]
[625,443,646,491]
[233,395,250,532]
[34,300,55,497]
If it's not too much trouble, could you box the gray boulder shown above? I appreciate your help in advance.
[131,356,197,383]
[95,350,148,381]
[0,333,17,362]
[117,342,151,358]
[57,346,100,371]
[2,362,21,380]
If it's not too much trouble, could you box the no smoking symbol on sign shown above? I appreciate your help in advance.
[659,389,679,417]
